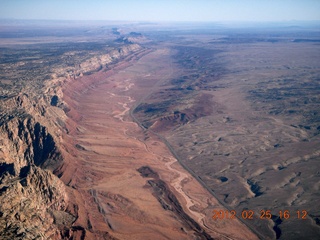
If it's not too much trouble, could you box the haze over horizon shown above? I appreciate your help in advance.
[0,0,320,23]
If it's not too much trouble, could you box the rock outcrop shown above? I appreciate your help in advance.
[49,44,141,80]
[0,103,72,239]
[0,43,143,239]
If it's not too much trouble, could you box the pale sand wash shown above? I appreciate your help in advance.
[62,48,258,239]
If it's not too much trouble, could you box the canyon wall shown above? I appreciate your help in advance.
[0,44,142,239]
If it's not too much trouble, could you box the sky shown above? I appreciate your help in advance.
[0,0,320,22]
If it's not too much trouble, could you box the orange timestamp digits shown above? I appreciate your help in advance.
[212,210,236,220]
[278,210,308,219]
[212,209,308,220]
[211,209,253,220]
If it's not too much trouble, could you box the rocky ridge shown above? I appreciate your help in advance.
[0,43,142,239]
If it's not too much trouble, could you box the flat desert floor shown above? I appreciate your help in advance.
[62,48,258,239]
[132,36,320,239]
[167,42,320,239]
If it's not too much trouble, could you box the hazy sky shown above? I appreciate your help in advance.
[0,0,319,22]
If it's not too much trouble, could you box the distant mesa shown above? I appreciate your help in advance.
[112,28,121,35]
[292,39,320,43]
[115,37,134,44]
[129,32,143,37]
[115,31,147,44]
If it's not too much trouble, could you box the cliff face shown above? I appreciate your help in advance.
[1,117,62,171]
[79,44,141,73]
[51,44,141,80]
[0,116,71,239]
[0,43,143,239]
[0,164,70,239]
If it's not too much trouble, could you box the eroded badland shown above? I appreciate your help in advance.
[0,21,319,239]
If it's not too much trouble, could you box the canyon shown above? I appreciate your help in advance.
[0,21,319,239]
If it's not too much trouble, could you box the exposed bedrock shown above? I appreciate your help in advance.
[1,117,62,171]
[0,117,74,239]
[0,42,146,239]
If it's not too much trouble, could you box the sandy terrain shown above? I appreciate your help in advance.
[122,38,320,239]
[2,21,318,239]
[1,20,319,239]
[154,42,320,239]
[61,48,258,239]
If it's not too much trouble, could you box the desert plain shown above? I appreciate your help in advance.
[0,21,319,240]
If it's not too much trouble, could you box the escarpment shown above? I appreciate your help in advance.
[0,42,144,239]
[1,117,62,170]
[0,115,72,239]
[49,44,142,81]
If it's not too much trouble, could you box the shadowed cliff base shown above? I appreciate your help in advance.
[138,166,213,239]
